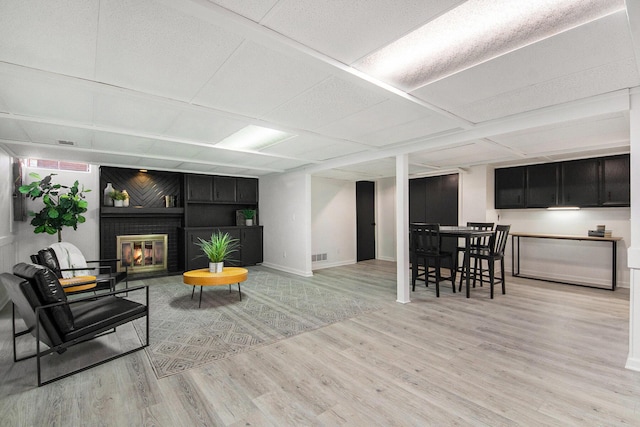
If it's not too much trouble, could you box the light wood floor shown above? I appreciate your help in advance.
[1,260,639,426]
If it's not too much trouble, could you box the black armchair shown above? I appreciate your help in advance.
[1,263,148,386]
[31,244,127,293]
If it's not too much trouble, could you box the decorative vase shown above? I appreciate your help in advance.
[245,219,253,226]
[104,183,114,206]
[114,199,124,207]
[122,190,130,207]
[209,262,224,273]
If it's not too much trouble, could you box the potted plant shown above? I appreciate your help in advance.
[109,190,127,207]
[241,209,256,226]
[195,231,240,273]
[19,173,90,242]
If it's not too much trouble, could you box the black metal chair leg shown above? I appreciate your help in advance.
[489,261,495,299]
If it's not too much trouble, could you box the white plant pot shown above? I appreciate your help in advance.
[113,199,124,207]
[245,219,253,226]
[209,262,224,273]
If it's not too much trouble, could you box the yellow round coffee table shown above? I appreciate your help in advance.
[183,267,248,307]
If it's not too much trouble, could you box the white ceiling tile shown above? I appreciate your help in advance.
[411,140,515,168]
[0,118,30,142]
[137,158,184,170]
[19,122,94,148]
[193,41,329,117]
[492,113,629,155]
[0,0,99,79]
[92,132,155,154]
[262,134,367,160]
[207,0,280,23]
[148,140,208,158]
[0,71,95,124]
[259,158,313,170]
[359,117,462,147]
[262,76,387,130]
[92,93,182,134]
[163,110,246,143]
[95,0,244,100]
[413,11,639,122]
[176,162,220,173]
[263,0,465,63]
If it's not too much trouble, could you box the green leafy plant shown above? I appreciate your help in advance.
[109,190,127,201]
[19,173,90,242]
[241,209,255,220]
[196,231,240,263]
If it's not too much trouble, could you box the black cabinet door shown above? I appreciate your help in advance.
[495,167,525,208]
[561,158,599,206]
[409,178,427,223]
[236,178,258,203]
[602,154,630,206]
[241,227,263,265]
[213,176,236,202]
[526,163,558,207]
[186,229,214,270]
[186,175,213,202]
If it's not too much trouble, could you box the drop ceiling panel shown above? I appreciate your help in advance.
[411,141,515,168]
[413,11,639,122]
[95,0,244,100]
[0,0,99,79]
[0,72,95,124]
[208,0,279,22]
[317,98,439,143]
[162,110,246,143]
[148,140,209,159]
[92,132,156,154]
[137,158,184,170]
[257,157,312,171]
[492,113,629,155]
[189,146,273,165]
[193,41,329,117]
[92,93,182,134]
[0,118,30,142]
[19,122,94,148]
[262,0,465,63]
[358,117,462,147]
[262,76,387,130]
[262,134,366,160]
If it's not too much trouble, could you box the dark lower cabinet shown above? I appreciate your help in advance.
[184,226,263,271]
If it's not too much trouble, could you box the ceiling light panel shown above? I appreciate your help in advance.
[355,0,624,91]
[215,125,293,150]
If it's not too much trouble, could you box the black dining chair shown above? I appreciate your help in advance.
[410,223,456,297]
[464,225,511,298]
[455,222,494,289]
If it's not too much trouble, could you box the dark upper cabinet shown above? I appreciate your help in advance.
[213,176,237,202]
[495,167,525,209]
[186,175,213,201]
[236,177,258,203]
[602,154,630,206]
[526,163,558,208]
[561,158,599,206]
[495,154,629,209]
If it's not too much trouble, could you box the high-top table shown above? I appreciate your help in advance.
[183,267,248,307]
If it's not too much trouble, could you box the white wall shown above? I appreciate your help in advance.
[16,165,100,265]
[260,172,312,276]
[0,149,16,308]
[310,177,356,269]
[376,176,396,261]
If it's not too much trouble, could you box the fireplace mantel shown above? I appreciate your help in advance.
[101,207,184,217]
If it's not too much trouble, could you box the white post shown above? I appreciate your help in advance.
[396,154,410,303]
[627,89,640,371]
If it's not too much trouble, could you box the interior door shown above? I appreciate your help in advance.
[356,181,376,261]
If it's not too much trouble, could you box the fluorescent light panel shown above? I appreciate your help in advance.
[547,206,580,210]
[355,0,624,91]
[216,125,293,150]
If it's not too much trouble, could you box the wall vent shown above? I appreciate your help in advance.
[57,140,75,146]
[312,253,327,262]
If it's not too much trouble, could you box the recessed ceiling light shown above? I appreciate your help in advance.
[354,0,624,91]
[215,125,293,150]
[547,206,580,210]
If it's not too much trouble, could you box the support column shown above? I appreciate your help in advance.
[627,89,640,371]
[396,154,410,303]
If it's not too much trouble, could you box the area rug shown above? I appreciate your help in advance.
[131,269,380,379]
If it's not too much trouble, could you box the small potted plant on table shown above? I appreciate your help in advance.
[196,231,240,273]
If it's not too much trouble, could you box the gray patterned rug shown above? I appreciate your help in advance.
[132,269,380,378]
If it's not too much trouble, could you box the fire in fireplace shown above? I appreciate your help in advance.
[116,234,168,274]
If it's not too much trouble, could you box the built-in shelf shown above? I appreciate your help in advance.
[101,207,184,217]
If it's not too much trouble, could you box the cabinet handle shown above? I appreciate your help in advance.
[517,195,520,203]
[608,191,611,201]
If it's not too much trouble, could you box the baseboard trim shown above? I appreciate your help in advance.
[625,355,640,372]
[312,259,355,270]
[261,262,313,277]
